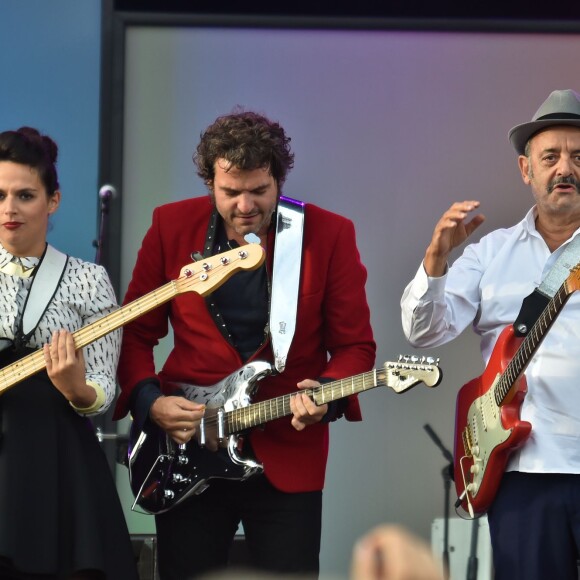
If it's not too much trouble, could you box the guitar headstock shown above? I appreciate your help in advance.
[384,355,442,393]
[175,243,265,296]
[566,263,580,293]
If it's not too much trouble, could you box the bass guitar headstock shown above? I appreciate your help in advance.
[175,243,265,297]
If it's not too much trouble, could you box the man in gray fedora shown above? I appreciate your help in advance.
[401,88,580,579]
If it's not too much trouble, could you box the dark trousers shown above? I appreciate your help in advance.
[155,475,322,580]
[488,472,580,580]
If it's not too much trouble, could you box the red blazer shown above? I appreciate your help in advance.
[114,196,375,492]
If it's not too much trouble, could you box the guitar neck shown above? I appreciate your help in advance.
[496,281,572,405]
[0,244,265,397]
[0,280,179,395]
[226,369,384,433]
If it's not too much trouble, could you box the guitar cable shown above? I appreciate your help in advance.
[457,455,476,519]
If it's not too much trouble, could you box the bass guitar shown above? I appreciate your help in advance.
[0,244,264,397]
[454,263,580,518]
[128,356,442,514]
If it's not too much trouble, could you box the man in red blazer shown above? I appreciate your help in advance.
[114,111,375,579]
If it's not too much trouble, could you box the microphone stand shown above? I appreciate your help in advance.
[94,185,113,265]
[424,424,454,580]
[92,185,118,473]
[466,515,479,580]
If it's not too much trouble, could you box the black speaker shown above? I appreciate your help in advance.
[131,533,249,578]
[131,534,159,580]
[229,534,251,567]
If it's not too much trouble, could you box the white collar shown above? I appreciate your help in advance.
[0,243,40,278]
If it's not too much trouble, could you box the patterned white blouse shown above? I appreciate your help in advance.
[0,243,121,415]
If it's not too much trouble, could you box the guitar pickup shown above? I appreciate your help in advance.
[198,417,206,447]
[217,408,226,442]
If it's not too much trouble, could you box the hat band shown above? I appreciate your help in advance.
[536,112,580,121]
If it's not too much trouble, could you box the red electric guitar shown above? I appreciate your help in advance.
[453,263,580,518]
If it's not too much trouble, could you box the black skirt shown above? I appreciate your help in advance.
[0,353,138,579]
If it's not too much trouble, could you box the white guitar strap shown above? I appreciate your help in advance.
[18,244,69,343]
[269,196,305,373]
[537,232,580,297]
[514,231,580,336]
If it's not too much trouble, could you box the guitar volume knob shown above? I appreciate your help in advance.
[467,482,478,493]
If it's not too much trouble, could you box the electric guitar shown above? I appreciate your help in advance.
[454,263,580,518]
[0,244,264,397]
[128,356,442,514]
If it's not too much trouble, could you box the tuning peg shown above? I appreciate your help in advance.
[397,354,440,367]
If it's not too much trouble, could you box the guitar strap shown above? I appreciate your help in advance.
[14,244,69,349]
[269,196,305,373]
[0,244,68,444]
[514,232,580,336]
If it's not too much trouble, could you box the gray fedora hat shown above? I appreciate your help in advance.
[508,89,580,155]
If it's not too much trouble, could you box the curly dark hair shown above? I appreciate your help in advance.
[194,110,294,188]
[0,126,60,195]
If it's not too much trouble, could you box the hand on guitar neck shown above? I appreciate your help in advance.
[290,378,328,430]
[43,329,96,409]
[150,395,206,446]
[128,357,442,514]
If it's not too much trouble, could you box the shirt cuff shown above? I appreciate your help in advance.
[318,377,349,423]
[130,379,164,434]
[415,261,448,301]
[70,380,106,415]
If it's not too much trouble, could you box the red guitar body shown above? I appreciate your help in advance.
[453,324,532,517]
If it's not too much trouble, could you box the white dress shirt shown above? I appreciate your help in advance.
[401,206,580,473]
